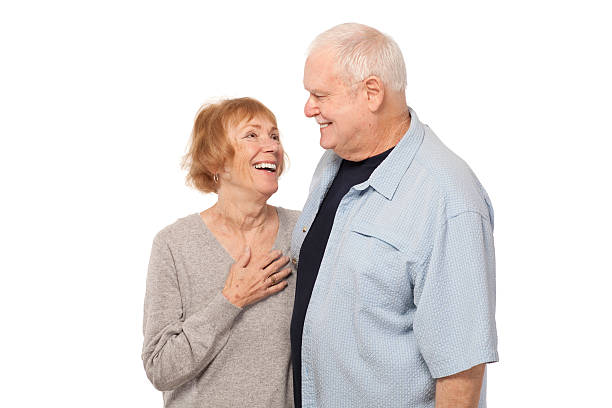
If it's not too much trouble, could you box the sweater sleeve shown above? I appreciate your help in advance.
[141,232,243,391]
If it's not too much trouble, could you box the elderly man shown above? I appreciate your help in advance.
[289,23,498,408]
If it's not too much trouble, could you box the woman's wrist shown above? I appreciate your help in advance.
[222,288,245,308]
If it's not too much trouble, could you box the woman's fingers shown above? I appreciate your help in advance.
[264,270,290,292]
[226,247,250,285]
[263,255,290,275]
[259,250,283,269]
[236,246,251,267]
[265,279,289,295]
[224,251,291,307]
[266,268,292,286]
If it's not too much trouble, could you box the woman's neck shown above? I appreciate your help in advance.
[209,191,273,233]
[200,189,278,260]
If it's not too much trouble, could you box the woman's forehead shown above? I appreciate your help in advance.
[231,115,278,132]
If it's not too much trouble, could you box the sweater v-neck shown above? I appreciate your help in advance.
[193,206,284,263]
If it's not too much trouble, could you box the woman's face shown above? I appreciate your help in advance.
[221,115,283,199]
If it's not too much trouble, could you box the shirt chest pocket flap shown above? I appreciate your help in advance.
[346,221,416,307]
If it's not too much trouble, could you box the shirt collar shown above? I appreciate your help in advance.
[353,107,425,199]
[313,108,425,203]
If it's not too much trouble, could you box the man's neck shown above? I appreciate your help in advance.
[345,109,411,161]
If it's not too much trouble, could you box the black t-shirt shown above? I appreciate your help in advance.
[290,147,393,408]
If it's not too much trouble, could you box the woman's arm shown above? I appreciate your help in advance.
[141,233,290,391]
[142,233,244,391]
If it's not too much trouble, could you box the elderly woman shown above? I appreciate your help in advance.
[142,97,299,407]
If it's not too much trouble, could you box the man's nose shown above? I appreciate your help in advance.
[304,96,319,118]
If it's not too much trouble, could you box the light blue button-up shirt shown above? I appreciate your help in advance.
[291,109,498,408]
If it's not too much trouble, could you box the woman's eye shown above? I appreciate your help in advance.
[245,132,257,138]
[271,134,280,141]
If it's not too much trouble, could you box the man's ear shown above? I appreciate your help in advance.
[364,76,384,112]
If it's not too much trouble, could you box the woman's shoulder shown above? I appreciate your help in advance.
[152,213,203,245]
[273,206,300,249]
[275,206,301,228]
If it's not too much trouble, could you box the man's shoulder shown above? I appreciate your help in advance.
[313,149,338,175]
[308,149,340,190]
[414,130,477,185]
[406,129,492,220]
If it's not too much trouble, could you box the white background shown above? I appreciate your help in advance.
[1,0,610,406]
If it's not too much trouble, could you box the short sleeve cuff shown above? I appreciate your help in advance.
[428,350,499,379]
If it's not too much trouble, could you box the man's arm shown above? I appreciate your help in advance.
[435,364,485,408]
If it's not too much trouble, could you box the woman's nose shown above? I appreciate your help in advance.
[261,137,279,152]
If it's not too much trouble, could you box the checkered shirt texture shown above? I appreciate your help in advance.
[290,108,498,408]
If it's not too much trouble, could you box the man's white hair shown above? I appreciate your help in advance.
[308,23,407,92]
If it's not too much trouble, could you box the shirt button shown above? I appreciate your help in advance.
[291,258,297,266]
[302,226,307,232]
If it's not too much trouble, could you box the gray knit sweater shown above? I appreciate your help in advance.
[142,207,300,407]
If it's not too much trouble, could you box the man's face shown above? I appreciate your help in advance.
[303,48,369,158]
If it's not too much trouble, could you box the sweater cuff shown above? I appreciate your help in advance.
[205,291,243,332]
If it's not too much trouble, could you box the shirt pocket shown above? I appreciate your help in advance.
[346,221,416,312]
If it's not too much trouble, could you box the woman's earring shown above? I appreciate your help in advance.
[213,173,219,184]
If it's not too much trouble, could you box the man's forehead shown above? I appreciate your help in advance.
[305,49,335,72]
[304,49,341,90]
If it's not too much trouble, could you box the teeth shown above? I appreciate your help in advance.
[254,163,277,171]
[320,123,330,128]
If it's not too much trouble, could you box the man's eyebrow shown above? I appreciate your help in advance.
[307,88,325,95]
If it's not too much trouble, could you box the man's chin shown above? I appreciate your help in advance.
[319,136,335,150]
